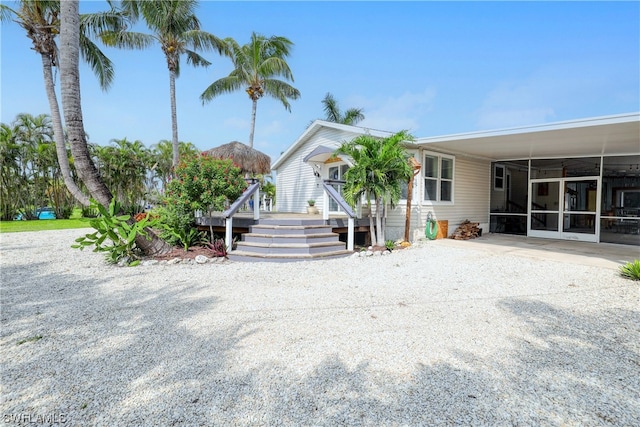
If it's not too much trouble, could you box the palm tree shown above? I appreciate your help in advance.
[200,32,301,148]
[60,0,171,256]
[101,0,226,167]
[321,93,365,125]
[150,139,199,192]
[335,130,414,246]
[0,0,124,207]
[94,138,150,211]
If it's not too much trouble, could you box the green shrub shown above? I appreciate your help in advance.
[72,198,156,266]
[82,206,99,218]
[619,260,640,281]
[159,155,246,246]
[56,204,74,219]
[385,239,395,251]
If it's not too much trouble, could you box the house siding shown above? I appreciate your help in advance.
[385,154,491,241]
[275,127,365,213]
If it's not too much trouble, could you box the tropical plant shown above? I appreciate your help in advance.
[0,0,125,206]
[59,0,171,256]
[321,92,365,125]
[335,130,414,246]
[200,32,300,148]
[385,239,395,251]
[619,260,640,281]
[205,238,228,258]
[93,137,151,212]
[101,0,226,167]
[72,198,157,266]
[0,123,22,220]
[159,155,247,246]
[149,139,199,192]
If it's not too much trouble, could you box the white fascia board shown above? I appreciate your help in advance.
[415,112,640,145]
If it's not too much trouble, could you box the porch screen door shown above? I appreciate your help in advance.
[529,178,598,242]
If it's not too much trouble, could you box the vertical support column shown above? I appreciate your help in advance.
[225,217,233,252]
[323,190,329,220]
[348,217,354,251]
[253,189,260,220]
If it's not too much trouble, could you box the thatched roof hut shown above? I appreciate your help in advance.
[203,141,271,175]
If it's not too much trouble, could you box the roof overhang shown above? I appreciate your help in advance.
[416,113,640,160]
[303,145,337,163]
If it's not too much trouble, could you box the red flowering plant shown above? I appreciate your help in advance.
[158,155,247,248]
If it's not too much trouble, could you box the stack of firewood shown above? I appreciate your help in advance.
[450,220,482,240]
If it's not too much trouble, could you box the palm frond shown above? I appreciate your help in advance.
[184,49,211,68]
[200,76,244,103]
[183,30,227,54]
[262,79,301,111]
[79,35,115,91]
[100,29,155,49]
[80,9,128,39]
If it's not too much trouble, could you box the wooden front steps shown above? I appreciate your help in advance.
[228,218,352,262]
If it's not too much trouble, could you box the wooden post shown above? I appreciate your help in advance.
[404,157,422,242]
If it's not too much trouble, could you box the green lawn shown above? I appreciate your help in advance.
[0,218,91,233]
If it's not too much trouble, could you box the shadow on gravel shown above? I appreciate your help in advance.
[2,260,638,425]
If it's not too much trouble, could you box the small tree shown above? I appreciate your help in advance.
[159,155,247,246]
[336,131,414,246]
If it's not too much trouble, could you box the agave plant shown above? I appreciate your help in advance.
[619,260,640,281]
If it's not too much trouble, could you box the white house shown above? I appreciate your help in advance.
[272,113,640,246]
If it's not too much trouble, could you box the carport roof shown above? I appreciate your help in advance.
[416,113,639,161]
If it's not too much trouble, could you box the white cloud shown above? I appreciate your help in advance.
[351,88,437,133]
[474,80,557,129]
[474,62,618,129]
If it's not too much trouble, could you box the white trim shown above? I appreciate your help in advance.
[416,112,640,145]
[422,150,455,204]
[494,164,505,191]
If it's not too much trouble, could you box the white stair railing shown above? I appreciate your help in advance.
[322,180,355,251]
[222,180,260,252]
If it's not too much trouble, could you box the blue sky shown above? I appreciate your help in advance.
[2,1,639,163]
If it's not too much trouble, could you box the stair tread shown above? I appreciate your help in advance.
[237,241,344,248]
[245,233,338,238]
[229,250,352,259]
[251,225,330,230]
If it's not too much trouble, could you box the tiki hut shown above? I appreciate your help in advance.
[204,141,271,175]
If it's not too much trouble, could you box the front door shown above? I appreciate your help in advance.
[529,177,599,242]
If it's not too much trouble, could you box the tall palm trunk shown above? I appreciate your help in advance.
[367,200,376,247]
[375,196,384,246]
[40,53,89,206]
[169,70,179,167]
[60,0,170,256]
[59,1,110,206]
[249,98,258,148]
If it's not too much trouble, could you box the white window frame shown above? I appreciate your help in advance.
[494,164,505,191]
[423,151,455,204]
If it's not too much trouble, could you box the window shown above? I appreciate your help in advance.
[328,163,349,211]
[424,152,454,202]
[494,164,505,190]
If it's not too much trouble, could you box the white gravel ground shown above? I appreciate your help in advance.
[1,229,639,426]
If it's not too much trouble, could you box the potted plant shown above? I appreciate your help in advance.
[307,199,319,214]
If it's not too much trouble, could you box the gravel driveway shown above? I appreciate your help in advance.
[1,229,638,426]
